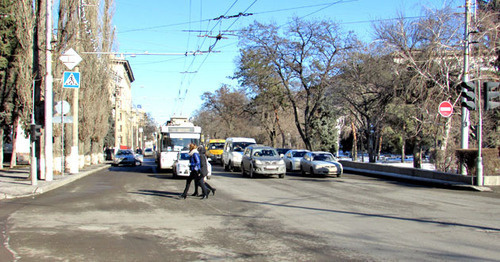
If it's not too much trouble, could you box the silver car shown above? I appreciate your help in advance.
[241,145,286,178]
[283,149,309,171]
[300,151,343,177]
[112,149,142,167]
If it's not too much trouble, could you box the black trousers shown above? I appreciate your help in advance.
[194,176,214,195]
[182,170,208,196]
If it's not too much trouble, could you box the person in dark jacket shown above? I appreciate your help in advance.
[192,146,216,196]
[179,143,209,199]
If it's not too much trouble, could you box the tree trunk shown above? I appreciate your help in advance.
[351,122,357,161]
[10,116,19,168]
[273,105,286,147]
[377,135,383,161]
[0,128,4,169]
[401,138,405,163]
[413,142,422,169]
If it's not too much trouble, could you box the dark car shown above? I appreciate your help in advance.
[276,148,291,157]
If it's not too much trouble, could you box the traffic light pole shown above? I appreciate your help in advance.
[460,0,471,175]
[477,80,483,186]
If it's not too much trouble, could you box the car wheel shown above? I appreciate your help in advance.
[224,161,230,171]
[241,165,246,176]
[301,166,306,176]
[279,173,285,178]
[249,166,254,178]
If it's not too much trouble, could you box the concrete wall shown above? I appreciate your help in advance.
[338,160,496,185]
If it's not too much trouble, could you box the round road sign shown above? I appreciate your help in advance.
[438,101,453,117]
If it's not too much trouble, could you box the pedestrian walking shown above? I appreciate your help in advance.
[179,143,209,199]
[192,145,216,196]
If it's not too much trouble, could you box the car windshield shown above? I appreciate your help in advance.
[116,150,133,155]
[209,143,224,150]
[233,142,255,152]
[179,153,190,160]
[253,149,278,157]
[145,148,152,152]
[161,137,199,152]
[313,154,334,161]
[292,151,307,158]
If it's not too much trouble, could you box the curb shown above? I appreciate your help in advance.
[344,167,492,191]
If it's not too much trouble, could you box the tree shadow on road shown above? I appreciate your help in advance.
[240,200,500,232]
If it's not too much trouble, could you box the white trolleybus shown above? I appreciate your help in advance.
[156,117,201,172]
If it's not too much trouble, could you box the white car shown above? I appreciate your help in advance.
[172,151,190,178]
[283,149,309,171]
[222,137,256,172]
[300,151,343,177]
[143,148,154,157]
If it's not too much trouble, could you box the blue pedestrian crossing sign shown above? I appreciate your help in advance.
[63,71,80,88]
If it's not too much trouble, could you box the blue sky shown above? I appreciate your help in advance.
[112,0,462,125]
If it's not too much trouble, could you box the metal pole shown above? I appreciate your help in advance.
[44,0,53,181]
[460,0,471,175]
[477,82,483,186]
[31,81,37,185]
[70,0,81,174]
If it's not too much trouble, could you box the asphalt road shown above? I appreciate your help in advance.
[1,157,499,261]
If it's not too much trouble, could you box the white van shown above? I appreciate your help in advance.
[222,137,257,172]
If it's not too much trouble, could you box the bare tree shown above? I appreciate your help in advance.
[239,17,355,150]
[339,46,396,162]
[373,7,464,168]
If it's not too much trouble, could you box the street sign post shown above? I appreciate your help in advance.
[438,101,453,117]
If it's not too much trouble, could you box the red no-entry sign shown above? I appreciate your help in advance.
[438,101,453,117]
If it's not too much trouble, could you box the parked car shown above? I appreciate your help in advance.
[172,151,190,178]
[283,149,309,171]
[112,149,142,167]
[300,151,342,177]
[241,145,286,178]
[222,137,257,172]
[276,148,291,157]
[143,148,154,157]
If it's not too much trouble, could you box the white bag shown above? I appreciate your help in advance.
[206,158,212,177]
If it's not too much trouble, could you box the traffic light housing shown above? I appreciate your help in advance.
[483,82,500,111]
[459,81,476,110]
[30,124,42,142]
[469,125,477,140]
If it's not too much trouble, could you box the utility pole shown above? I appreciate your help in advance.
[477,80,484,186]
[460,0,472,175]
[44,0,53,181]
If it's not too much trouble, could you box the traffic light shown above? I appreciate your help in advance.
[459,81,476,110]
[483,82,500,111]
[30,124,42,142]
[470,125,477,140]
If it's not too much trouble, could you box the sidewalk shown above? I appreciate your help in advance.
[0,163,110,200]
